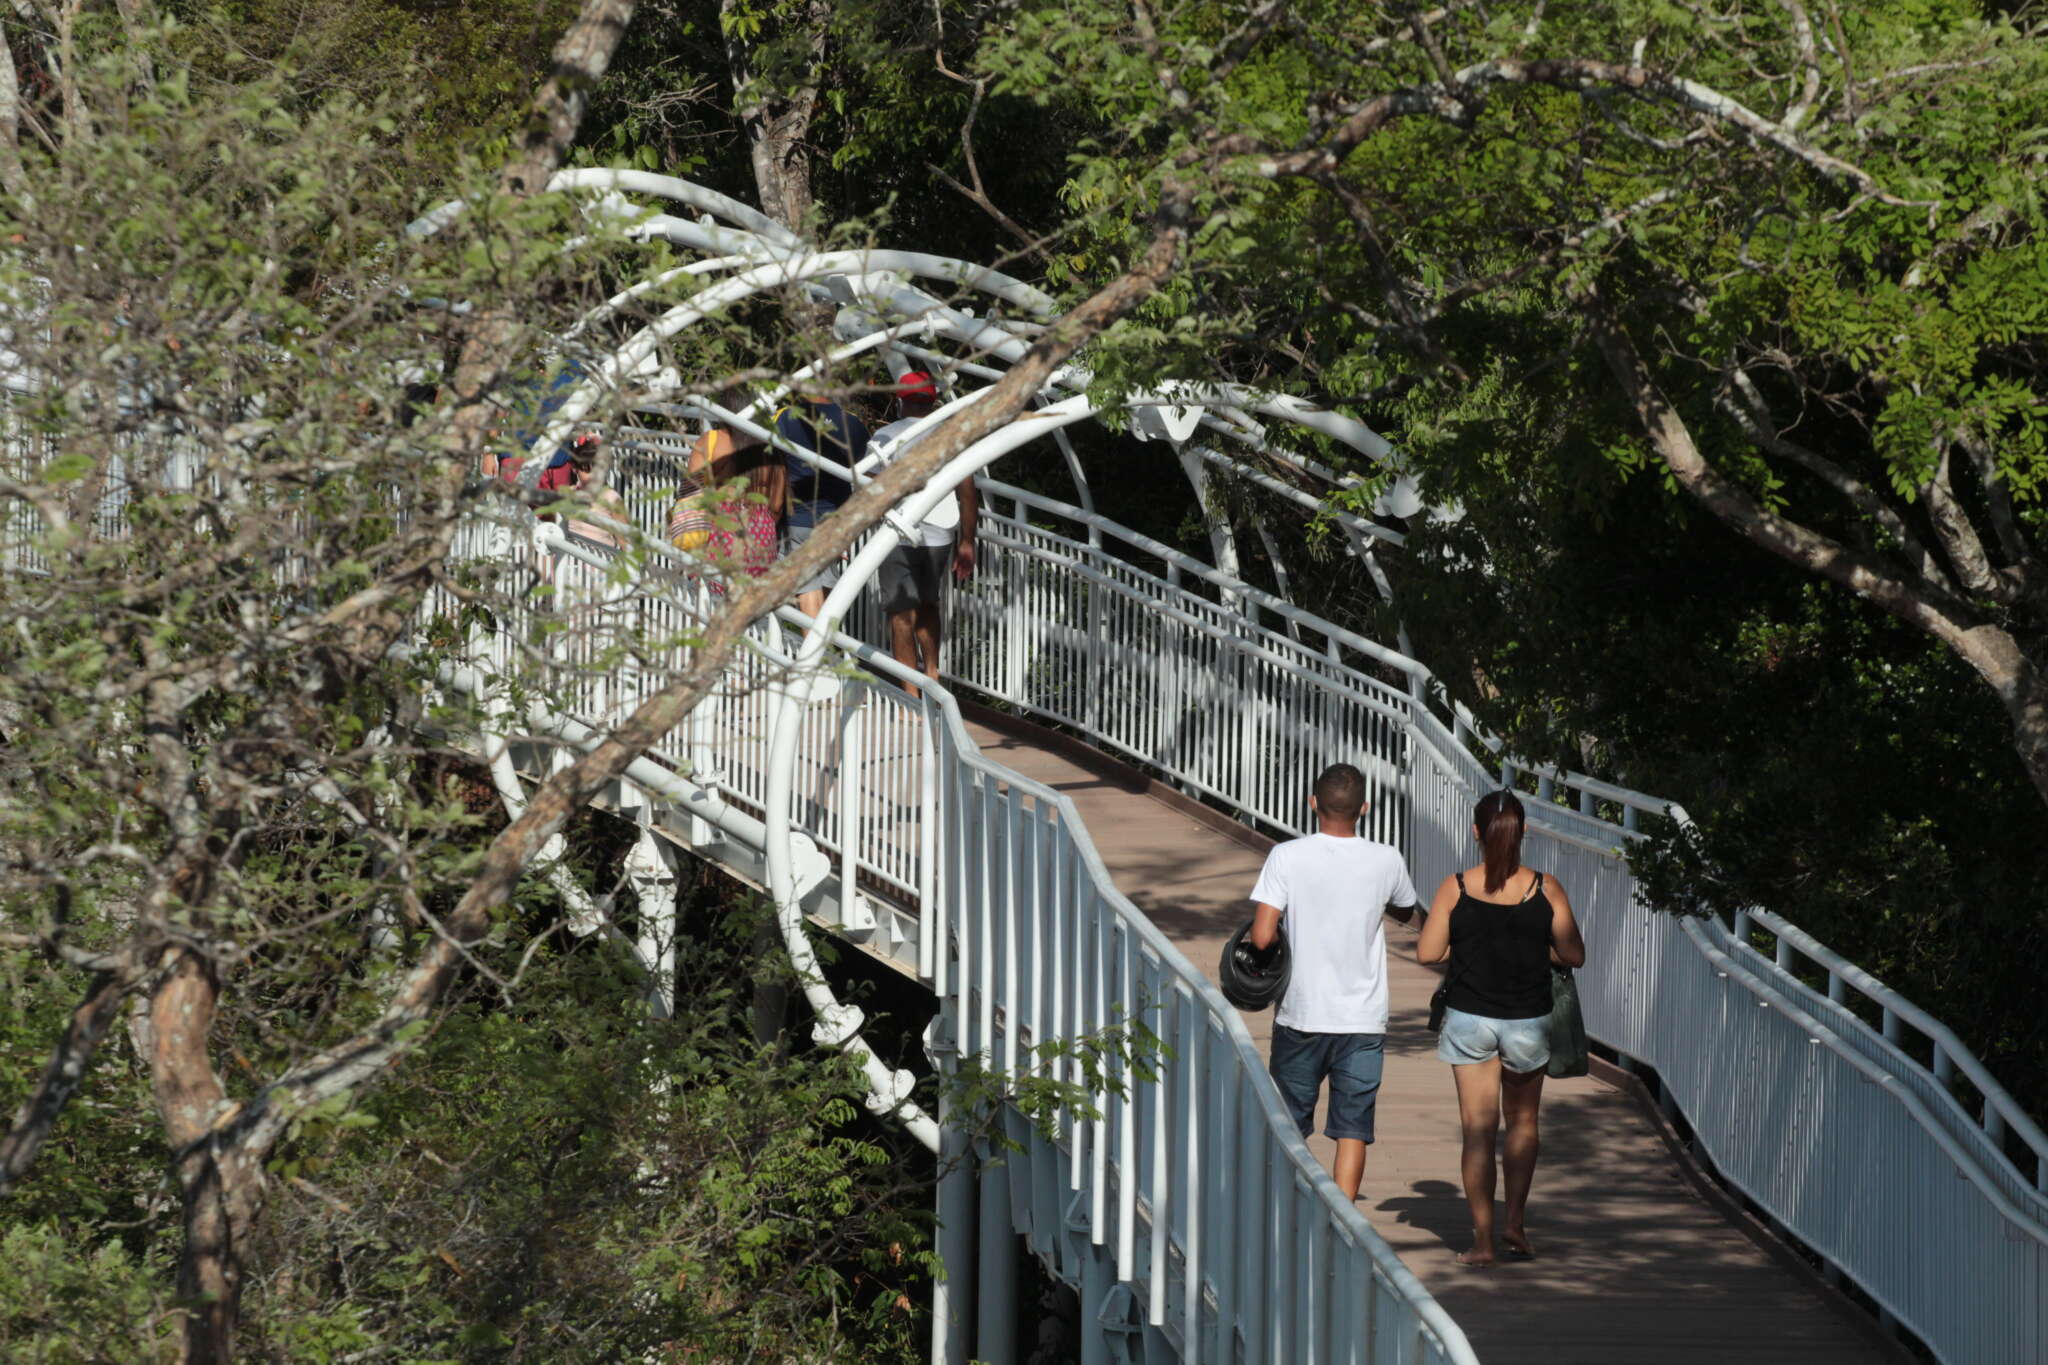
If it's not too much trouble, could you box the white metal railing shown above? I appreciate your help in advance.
[441,506,1477,1365]
[478,467,2048,1365]
[932,482,2048,1365]
[1730,904,2048,1197]
[500,458,2047,1365]
[958,480,1421,850]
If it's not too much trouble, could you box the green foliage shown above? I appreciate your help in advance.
[239,890,928,1362]
[166,0,580,172]
[0,1225,180,1363]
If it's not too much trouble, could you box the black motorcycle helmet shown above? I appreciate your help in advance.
[1219,919,1290,1011]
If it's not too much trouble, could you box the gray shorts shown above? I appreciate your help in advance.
[1437,1007,1550,1074]
[876,541,951,614]
[781,523,840,596]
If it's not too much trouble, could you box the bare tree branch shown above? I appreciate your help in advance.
[1918,440,2010,603]
[1958,430,2033,571]
[0,21,29,200]
[1575,279,1971,635]
[1717,365,1951,590]
[1231,54,1927,216]
[0,959,142,1192]
[1774,0,1823,130]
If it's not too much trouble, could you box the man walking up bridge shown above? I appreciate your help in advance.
[1249,762,1419,1201]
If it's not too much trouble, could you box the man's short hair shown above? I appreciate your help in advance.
[1313,763,1366,820]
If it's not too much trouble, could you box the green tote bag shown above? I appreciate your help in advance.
[1547,966,1590,1079]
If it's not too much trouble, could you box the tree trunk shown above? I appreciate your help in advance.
[1944,621,2048,811]
[151,949,262,1364]
[724,0,827,230]
[747,99,817,229]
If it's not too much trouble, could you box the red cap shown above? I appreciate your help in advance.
[895,370,937,401]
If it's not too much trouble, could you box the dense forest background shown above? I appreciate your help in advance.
[2,0,2044,1359]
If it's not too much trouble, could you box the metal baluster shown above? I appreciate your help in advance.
[1148,961,1171,1327]
[1117,924,1138,1282]
[1182,1000,1205,1364]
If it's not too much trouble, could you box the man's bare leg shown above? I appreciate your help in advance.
[797,588,826,620]
[913,601,942,686]
[885,608,921,698]
[1333,1138,1367,1202]
[1499,1066,1545,1257]
[1452,1059,1502,1265]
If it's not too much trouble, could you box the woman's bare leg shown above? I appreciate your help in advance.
[1499,1066,1545,1256]
[1451,1060,1502,1265]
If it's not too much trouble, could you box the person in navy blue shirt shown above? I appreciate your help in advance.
[774,395,868,619]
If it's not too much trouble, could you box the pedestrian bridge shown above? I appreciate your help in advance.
[453,477,2045,1365]
[423,170,2048,1365]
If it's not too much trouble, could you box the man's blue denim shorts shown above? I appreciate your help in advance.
[1268,1025,1385,1143]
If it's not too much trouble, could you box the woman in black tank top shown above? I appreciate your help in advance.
[1417,790,1586,1268]
[1444,868,1555,1020]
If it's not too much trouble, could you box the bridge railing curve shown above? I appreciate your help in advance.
[932,477,2048,1365]
[449,508,1480,1365]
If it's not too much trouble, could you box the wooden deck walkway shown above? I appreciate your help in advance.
[964,710,1903,1365]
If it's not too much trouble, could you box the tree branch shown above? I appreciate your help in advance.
[0,21,29,201]
[500,0,637,196]
[1773,0,1823,131]
[225,200,1194,1159]
[1575,279,1976,642]
[1236,54,1926,215]
[1958,430,2033,572]
[1717,365,1951,590]
[0,959,141,1192]
[1918,440,2010,603]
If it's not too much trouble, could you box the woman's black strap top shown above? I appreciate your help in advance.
[1443,870,1553,1021]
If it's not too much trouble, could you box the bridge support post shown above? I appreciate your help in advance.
[1176,445,1246,618]
[1078,1239,1114,1365]
[621,812,678,1017]
[976,1143,1019,1365]
[932,1031,976,1365]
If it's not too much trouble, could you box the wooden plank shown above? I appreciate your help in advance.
[966,719,1903,1364]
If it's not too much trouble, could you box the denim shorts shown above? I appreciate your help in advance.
[1268,1025,1384,1143]
[1437,1007,1550,1074]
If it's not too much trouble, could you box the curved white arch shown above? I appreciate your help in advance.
[413,171,1439,1163]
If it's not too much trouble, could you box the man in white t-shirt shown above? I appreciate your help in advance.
[1248,762,1419,1200]
[859,371,978,697]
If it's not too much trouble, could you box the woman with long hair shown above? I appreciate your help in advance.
[1417,789,1586,1267]
[670,424,786,581]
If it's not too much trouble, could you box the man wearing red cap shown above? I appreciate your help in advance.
[860,370,978,697]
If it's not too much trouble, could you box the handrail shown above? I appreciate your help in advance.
[944,478,2048,1365]
[1683,917,2048,1244]
[1734,903,2048,1190]
[981,476,1428,682]
[460,505,1478,1364]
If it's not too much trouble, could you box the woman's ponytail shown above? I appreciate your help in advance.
[1475,789,1526,894]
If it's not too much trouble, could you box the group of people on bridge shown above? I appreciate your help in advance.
[483,370,981,695]
[1246,765,1586,1267]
